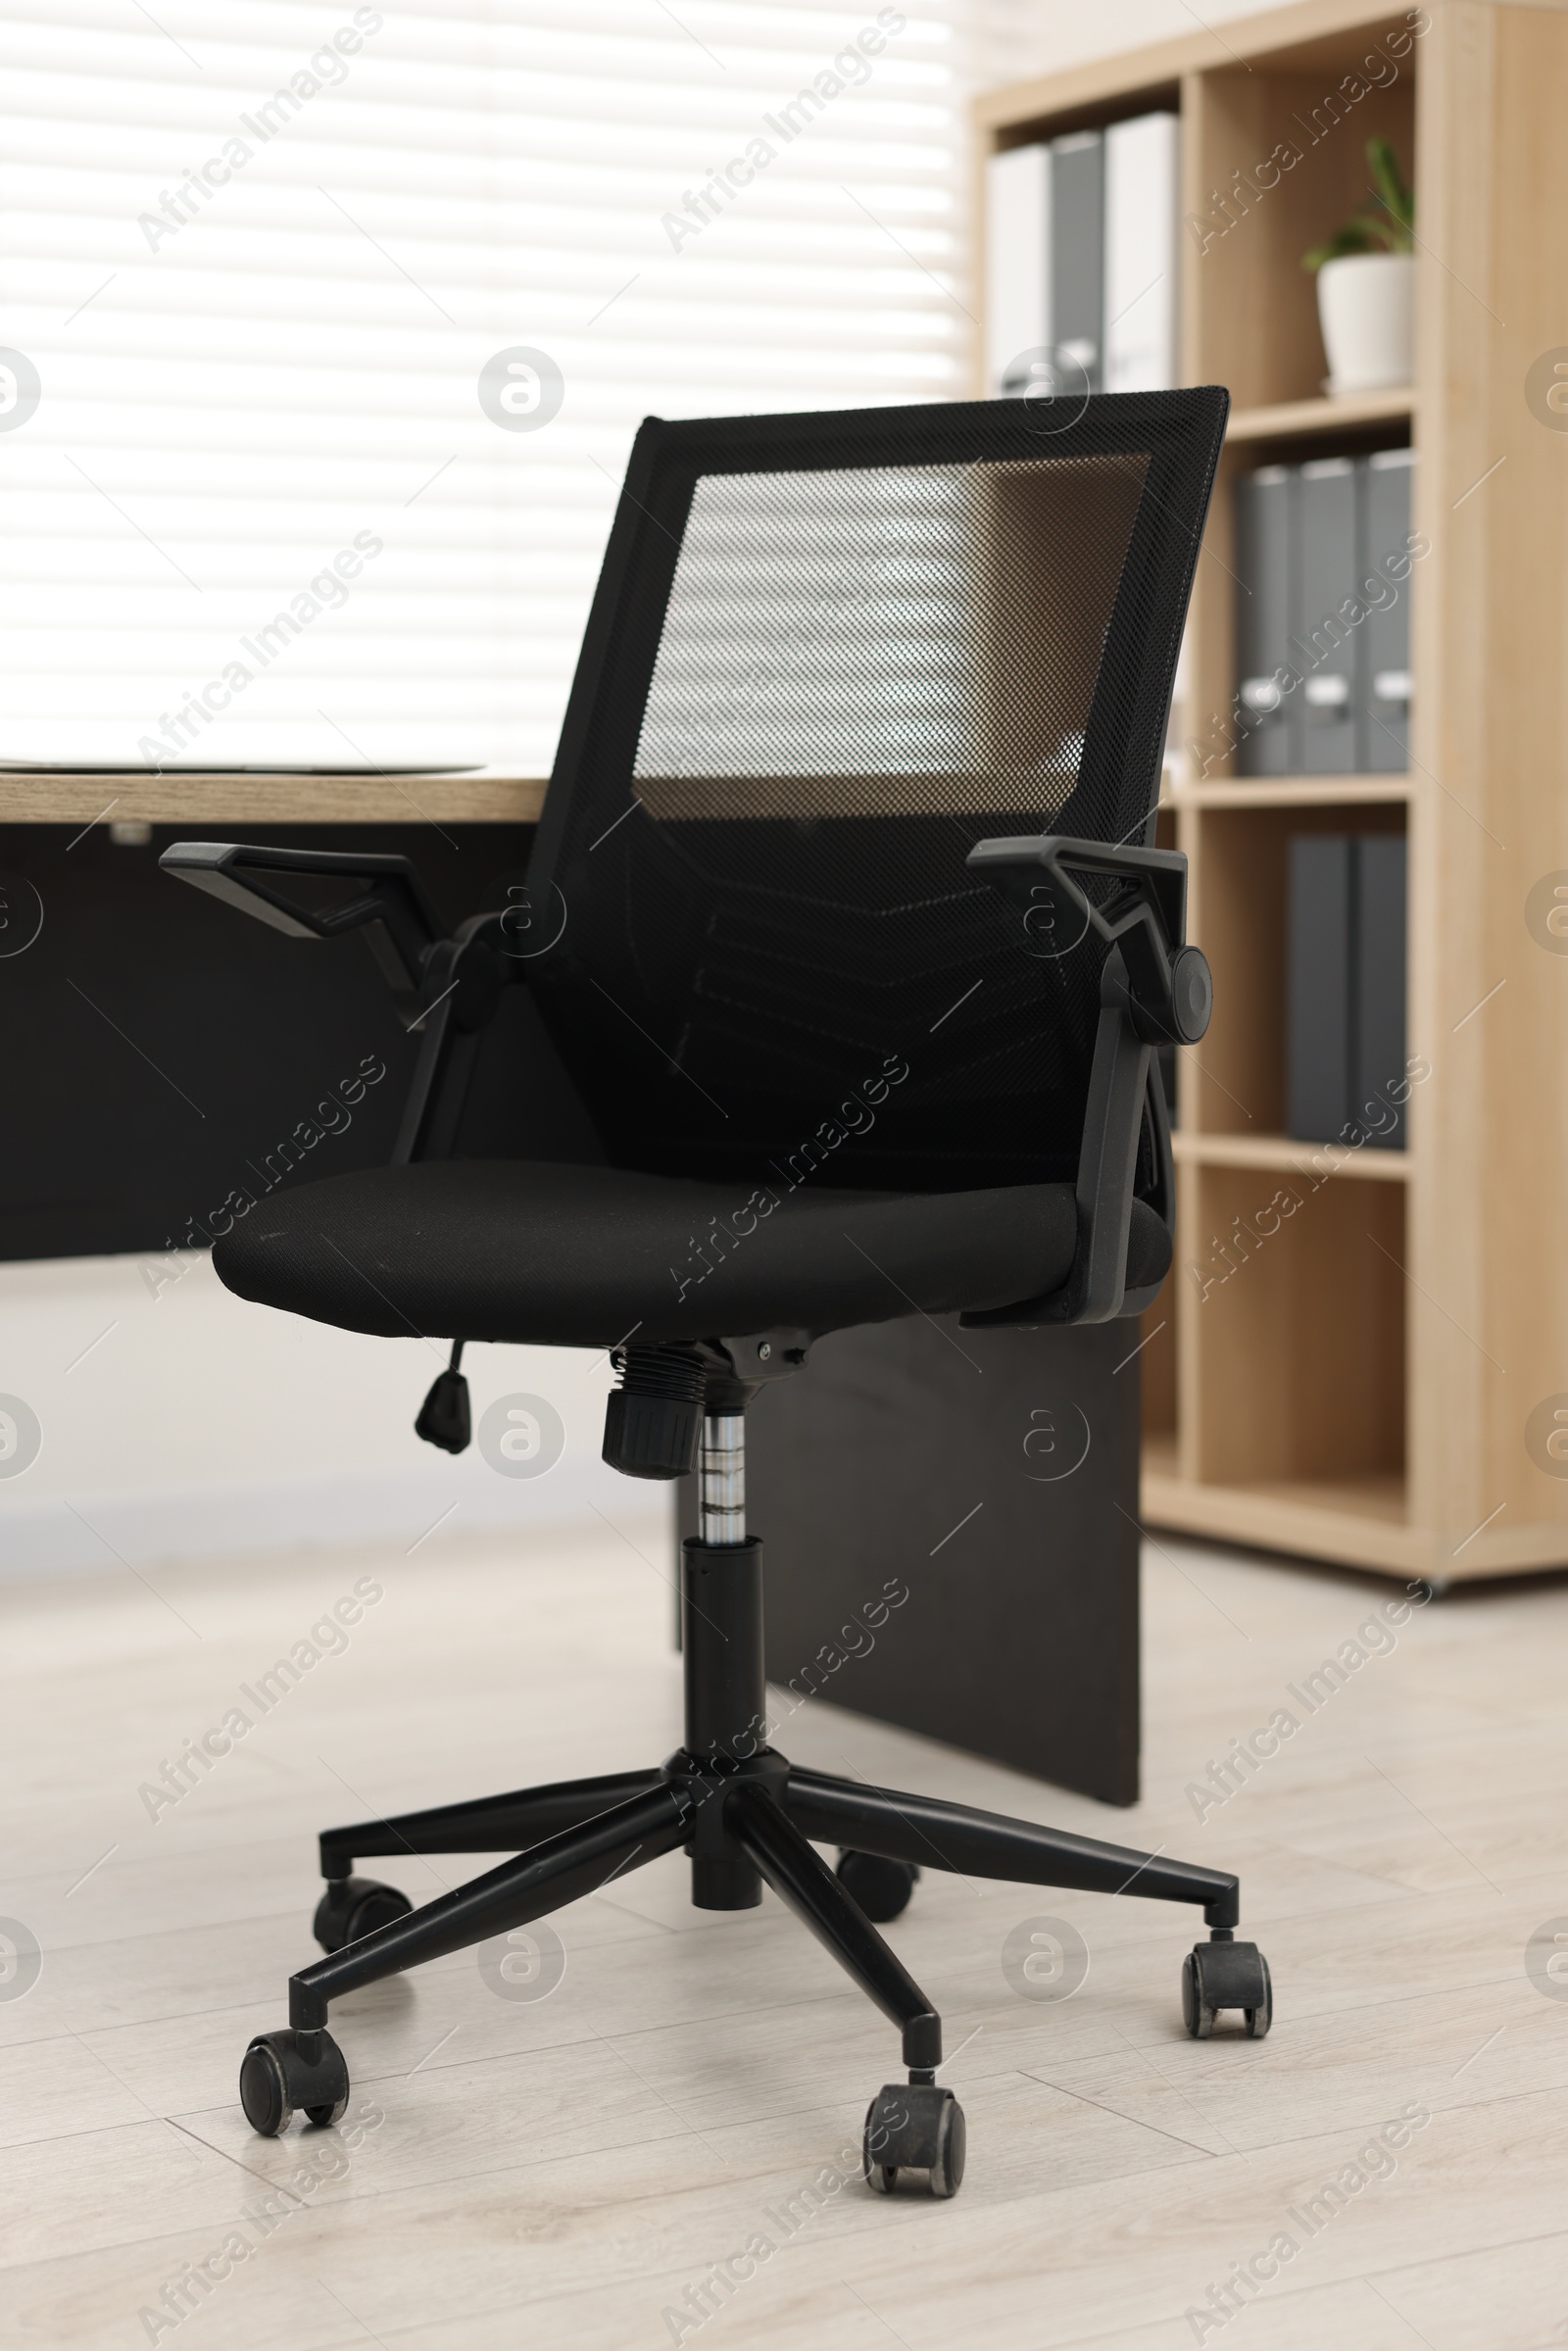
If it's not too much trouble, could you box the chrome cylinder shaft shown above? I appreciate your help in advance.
[698,1410,746,1545]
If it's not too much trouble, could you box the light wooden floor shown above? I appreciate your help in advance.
[4,1512,1567,2350]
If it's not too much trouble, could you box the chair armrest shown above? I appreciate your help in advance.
[392,912,516,1164]
[160,840,448,1004]
[963,835,1211,1047]
[962,835,1210,1327]
[159,841,522,1165]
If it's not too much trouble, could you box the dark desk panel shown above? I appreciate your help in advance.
[689,1315,1142,1806]
[0,822,540,1262]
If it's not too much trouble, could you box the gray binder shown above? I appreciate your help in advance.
[1352,835,1407,1146]
[1051,130,1103,393]
[1295,458,1358,774]
[1288,835,1354,1142]
[1361,449,1414,771]
[1236,465,1297,774]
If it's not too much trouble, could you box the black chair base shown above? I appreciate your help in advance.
[238,1535,1272,2196]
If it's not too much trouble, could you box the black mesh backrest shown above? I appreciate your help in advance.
[526,393,1227,1193]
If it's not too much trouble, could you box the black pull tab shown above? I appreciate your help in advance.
[416,1341,470,1454]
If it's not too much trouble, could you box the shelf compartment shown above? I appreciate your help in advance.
[1182,431,1415,788]
[1187,1160,1405,1494]
[1186,54,1417,416]
[1185,795,1406,1138]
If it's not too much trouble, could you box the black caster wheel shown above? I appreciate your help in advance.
[1182,1938,1272,2040]
[836,1851,919,1925]
[240,2028,349,2136]
[863,2082,965,2198]
[314,1875,413,1953]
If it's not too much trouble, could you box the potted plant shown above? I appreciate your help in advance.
[1302,137,1414,395]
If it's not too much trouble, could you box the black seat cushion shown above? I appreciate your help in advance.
[211,1160,1171,1347]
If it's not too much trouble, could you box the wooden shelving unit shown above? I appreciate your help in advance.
[979,0,1568,1583]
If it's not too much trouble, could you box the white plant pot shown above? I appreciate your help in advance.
[1315,252,1414,395]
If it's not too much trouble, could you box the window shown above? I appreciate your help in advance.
[0,1,972,772]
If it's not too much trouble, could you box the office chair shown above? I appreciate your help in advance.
[162,390,1271,2199]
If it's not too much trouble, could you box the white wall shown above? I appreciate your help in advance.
[0,1249,667,1575]
[982,0,1271,87]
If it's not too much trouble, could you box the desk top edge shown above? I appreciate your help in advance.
[0,772,551,825]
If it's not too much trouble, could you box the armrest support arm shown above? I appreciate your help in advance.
[961,836,1210,1326]
[392,913,514,1164]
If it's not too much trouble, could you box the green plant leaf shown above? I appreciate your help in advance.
[1301,223,1377,272]
[1301,136,1414,269]
[1366,135,1414,233]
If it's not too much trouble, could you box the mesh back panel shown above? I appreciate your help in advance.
[527,394,1226,1193]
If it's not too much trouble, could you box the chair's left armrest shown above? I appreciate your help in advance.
[160,841,524,1164]
[160,840,447,1004]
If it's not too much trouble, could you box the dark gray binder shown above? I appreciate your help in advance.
[1288,835,1354,1142]
[1352,835,1407,1146]
[1361,448,1414,771]
[1236,465,1297,774]
[1295,458,1358,774]
[1051,130,1103,393]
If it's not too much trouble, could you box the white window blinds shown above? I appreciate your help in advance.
[0,0,972,774]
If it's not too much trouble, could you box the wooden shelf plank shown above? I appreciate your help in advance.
[1141,1447,1568,1583]
[974,0,1411,134]
[1226,387,1415,442]
[0,771,549,825]
[1162,775,1413,810]
[1172,1131,1411,1180]
[1142,1447,1422,1577]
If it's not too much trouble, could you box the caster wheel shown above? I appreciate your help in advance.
[1182,1938,1272,2040]
[1181,1950,1215,2039]
[239,2028,349,2136]
[836,1851,919,1925]
[314,1875,412,1953]
[863,2082,965,2199]
[1245,1955,1274,2039]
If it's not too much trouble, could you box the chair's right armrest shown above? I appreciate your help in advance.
[963,835,1211,1326]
